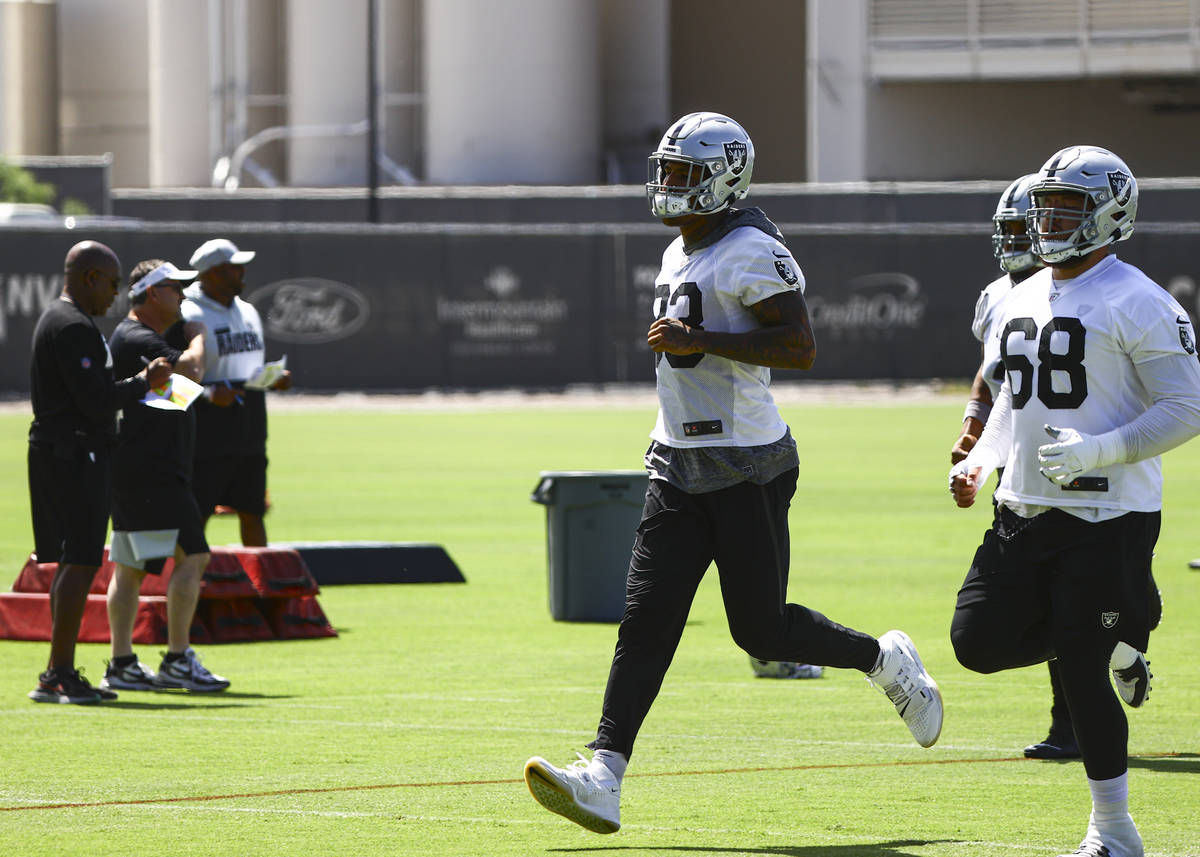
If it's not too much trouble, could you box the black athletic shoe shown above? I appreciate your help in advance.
[28,668,103,705]
[1024,729,1081,760]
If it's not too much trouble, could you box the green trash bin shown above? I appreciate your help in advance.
[530,470,648,622]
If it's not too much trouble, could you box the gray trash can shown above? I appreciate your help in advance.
[530,470,648,622]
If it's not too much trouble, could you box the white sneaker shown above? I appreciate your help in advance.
[1110,642,1151,708]
[1058,812,1143,857]
[523,754,620,833]
[867,630,943,748]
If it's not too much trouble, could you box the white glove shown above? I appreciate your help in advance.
[947,459,973,494]
[1037,424,1105,484]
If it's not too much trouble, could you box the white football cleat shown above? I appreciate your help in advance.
[1110,642,1152,708]
[1058,812,1143,857]
[523,754,620,834]
[867,630,943,748]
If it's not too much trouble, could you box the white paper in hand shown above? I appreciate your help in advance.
[141,373,204,411]
[243,355,288,391]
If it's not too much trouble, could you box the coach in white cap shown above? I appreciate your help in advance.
[182,237,291,547]
[190,238,256,272]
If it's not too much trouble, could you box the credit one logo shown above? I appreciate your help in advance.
[247,278,369,344]
[807,273,925,338]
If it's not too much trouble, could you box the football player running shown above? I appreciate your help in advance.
[953,174,1085,760]
[954,175,1165,763]
[523,112,943,835]
[949,146,1200,857]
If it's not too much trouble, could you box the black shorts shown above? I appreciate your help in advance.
[954,505,1159,658]
[111,463,209,561]
[191,453,268,516]
[28,441,111,567]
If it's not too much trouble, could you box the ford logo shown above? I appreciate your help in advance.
[246,278,370,344]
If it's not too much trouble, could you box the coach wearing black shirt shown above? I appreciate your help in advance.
[26,241,171,705]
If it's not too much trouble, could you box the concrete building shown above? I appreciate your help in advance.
[1,0,1198,189]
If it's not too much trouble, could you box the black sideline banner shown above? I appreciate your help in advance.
[0,223,1197,394]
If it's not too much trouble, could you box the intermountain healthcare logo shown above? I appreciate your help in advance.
[437,266,568,357]
[247,278,369,345]
[806,272,926,339]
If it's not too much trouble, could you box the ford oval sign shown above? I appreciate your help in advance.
[246,278,369,344]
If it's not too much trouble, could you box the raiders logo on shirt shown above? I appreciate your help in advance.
[1180,323,1196,355]
[774,260,798,285]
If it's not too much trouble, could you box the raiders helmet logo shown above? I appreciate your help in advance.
[724,141,748,176]
[1107,170,1133,206]
[1101,611,1119,629]
[774,260,798,285]
[1181,324,1196,355]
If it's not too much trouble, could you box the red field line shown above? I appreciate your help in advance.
[0,752,1186,813]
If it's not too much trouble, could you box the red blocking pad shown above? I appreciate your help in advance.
[0,593,55,640]
[201,598,275,642]
[12,557,55,593]
[199,552,260,599]
[130,597,210,646]
[11,556,114,595]
[0,592,110,643]
[229,548,318,598]
[264,595,337,639]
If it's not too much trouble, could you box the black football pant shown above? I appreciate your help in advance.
[951,506,1159,781]
[590,469,881,759]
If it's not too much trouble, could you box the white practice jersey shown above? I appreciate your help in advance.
[650,225,802,447]
[970,272,1019,401]
[181,284,266,384]
[991,255,1198,513]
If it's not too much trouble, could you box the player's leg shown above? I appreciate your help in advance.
[29,445,108,704]
[166,549,208,654]
[157,486,228,692]
[1049,510,1157,857]
[525,477,713,833]
[105,561,147,659]
[950,506,1054,674]
[100,555,158,692]
[591,477,715,757]
[1023,658,1080,759]
[228,454,269,546]
[711,469,878,670]
[710,470,940,746]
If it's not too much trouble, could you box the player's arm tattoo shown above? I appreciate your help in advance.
[702,290,816,370]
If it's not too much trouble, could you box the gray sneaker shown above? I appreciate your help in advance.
[152,648,230,692]
[101,657,157,691]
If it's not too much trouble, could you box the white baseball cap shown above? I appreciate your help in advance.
[190,238,256,272]
[128,261,198,298]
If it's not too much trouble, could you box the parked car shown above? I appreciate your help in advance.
[0,202,59,222]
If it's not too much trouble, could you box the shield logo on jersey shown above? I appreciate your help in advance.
[80,357,91,369]
[724,141,748,176]
[1107,170,1133,206]
[1101,611,1119,629]
[774,260,799,285]
[1180,324,1196,355]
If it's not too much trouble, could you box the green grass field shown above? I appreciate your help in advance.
[0,389,1197,857]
